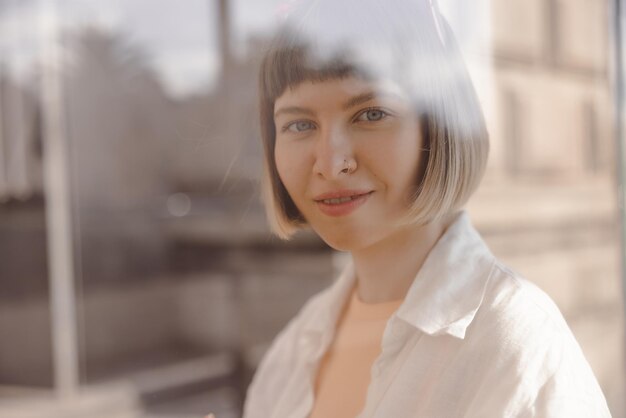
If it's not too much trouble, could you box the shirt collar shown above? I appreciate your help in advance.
[395,210,496,339]
[303,210,496,341]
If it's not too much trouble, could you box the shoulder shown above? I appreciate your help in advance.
[242,284,332,417]
[250,283,331,371]
[473,260,584,363]
[467,261,611,416]
[482,261,571,336]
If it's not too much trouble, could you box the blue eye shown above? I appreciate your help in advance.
[285,120,315,132]
[356,108,388,122]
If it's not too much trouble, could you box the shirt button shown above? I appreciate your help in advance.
[299,334,319,353]
[299,334,310,348]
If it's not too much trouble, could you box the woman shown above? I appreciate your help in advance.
[241,0,611,417]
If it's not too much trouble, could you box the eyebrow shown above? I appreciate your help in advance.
[274,90,402,119]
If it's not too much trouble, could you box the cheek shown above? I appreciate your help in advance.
[367,137,421,170]
[392,122,423,162]
[274,144,290,187]
[274,142,305,195]
[366,129,423,194]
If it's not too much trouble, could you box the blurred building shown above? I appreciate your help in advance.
[488,0,611,180]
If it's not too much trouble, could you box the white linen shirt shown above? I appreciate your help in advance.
[242,211,611,418]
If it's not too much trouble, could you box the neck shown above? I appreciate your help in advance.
[351,214,454,304]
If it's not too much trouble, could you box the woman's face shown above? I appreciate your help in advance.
[273,76,425,251]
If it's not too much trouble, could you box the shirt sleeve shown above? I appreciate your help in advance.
[531,326,612,418]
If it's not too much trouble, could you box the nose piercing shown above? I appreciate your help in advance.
[342,159,356,174]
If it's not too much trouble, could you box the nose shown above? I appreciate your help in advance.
[312,124,356,179]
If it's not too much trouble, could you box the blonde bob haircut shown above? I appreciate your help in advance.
[259,0,489,240]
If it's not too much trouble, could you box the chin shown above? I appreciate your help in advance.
[321,238,354,252]
[315,229,372,252]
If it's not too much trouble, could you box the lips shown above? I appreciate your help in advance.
[313,189,373,201]
[315,191,374,216]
